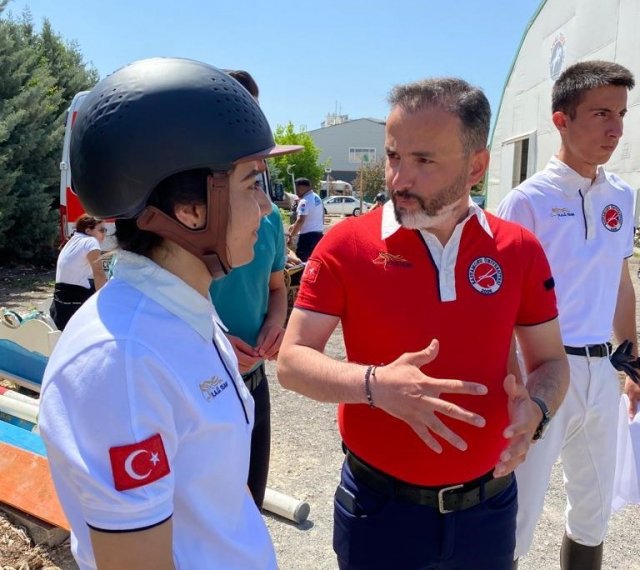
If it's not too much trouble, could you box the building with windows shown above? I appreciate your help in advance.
[307,117,385,186]
[486,0,640,216]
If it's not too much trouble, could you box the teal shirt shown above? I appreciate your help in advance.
[210,204,286,348]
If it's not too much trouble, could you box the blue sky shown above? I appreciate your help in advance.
[6,0,542,131]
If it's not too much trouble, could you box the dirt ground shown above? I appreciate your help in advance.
[1,259,640,569]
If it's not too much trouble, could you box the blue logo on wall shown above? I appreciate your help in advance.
[550,34,566,80]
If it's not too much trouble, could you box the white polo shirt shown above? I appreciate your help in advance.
[55,232,101,288]
[297,189,324,233]
[497,156,634,346]
[39,251,276,570]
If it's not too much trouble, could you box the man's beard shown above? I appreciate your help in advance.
[392,169,469,230]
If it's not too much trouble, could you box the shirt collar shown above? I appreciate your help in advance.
[545,155,607,195]
[381,197,493,240]
[110,250,221,341]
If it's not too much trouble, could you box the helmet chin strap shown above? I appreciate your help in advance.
[136,172,231,279]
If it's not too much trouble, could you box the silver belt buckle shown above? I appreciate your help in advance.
[437,483,464,514]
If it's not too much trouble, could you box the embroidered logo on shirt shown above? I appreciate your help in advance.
[109,433,170,491]
[200,376,229,401]
[301,259,321,284]
[602,204,622,232]
[372,252,411,269]
[551,207,575,218]
[468,257,503,295]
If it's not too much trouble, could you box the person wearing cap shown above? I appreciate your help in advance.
[210,69,287,509]
[38,57,301,570]
[368,192,387,213]
[278,77,568,569]
[286,178,324,261]
[498,60,640,570]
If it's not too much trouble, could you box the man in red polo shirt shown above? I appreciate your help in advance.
[278,77,570,570]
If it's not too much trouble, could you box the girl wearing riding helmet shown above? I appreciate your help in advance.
[38,58,301,570]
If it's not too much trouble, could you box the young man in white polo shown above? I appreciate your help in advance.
[498,60,640,570]
[287,177,324,261]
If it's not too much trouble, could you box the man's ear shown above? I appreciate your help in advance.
[468,148,490,187]
[552,111,569,133]
[174,203,207,229]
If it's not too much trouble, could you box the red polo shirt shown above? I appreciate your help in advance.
[295,205,557,486]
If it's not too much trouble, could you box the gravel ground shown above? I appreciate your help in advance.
[1,256,640,569]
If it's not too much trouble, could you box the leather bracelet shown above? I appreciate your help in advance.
[364,365,376,408]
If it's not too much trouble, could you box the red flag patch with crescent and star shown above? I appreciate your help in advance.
[109,433,170,491]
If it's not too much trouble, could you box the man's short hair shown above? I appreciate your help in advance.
[295,178,311,187]
[552,60,635,118]
[225,69,259,99]
[387,78,491,154]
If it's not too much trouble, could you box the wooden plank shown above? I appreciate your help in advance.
[0,441,69,530]
[0,419,46,456]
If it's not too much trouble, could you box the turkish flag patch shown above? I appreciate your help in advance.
[109,433,170,491]
[302,259,321,284]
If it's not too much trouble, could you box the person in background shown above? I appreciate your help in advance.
[210,68,288,508]
[49,213,107,330]
[498,60,640,570]
[278,77,569,570]
[286,178,324,261]
[39,57,301,570]
[368,192,387,212]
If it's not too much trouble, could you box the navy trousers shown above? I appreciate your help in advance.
[334,459,517,570]
[244,364,271,509]
[296,231,323,262]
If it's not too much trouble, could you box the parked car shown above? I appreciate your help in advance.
[323,195,370,216]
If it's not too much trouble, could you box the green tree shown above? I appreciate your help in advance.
[0,6,97,263]
[355,158,386,202]
[269,122,326,193]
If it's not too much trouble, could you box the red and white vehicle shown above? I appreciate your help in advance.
[59,91,117,249]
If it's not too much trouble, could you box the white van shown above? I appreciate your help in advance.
[320,180,353,197]
[59,91,117,249]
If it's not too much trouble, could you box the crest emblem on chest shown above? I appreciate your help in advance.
[200,376,229,401]
[468,257,503,295]
[602,204,622,232]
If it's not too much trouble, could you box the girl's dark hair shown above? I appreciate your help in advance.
[115,168,209,257]
[75,214,103,234]
[225,69,259,99]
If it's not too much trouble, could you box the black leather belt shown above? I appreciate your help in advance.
[345,451,512,514]
[242,364,266,392]
[564,343,612,358]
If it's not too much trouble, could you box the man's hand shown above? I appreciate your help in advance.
[226,334,260,374]
[373,339,488,454]
[624,377,640,420]
[493,374,541,478]
[255,323,285,360]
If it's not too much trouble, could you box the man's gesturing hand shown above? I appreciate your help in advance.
[493,374,541,477]
[373,339,488,454]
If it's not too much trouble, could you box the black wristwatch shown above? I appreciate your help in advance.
[530,396,551,441]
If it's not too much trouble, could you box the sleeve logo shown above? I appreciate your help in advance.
[468,257,503,295]
[602,204,622,232]
[301,259,321,284]
[109,433,170,491]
